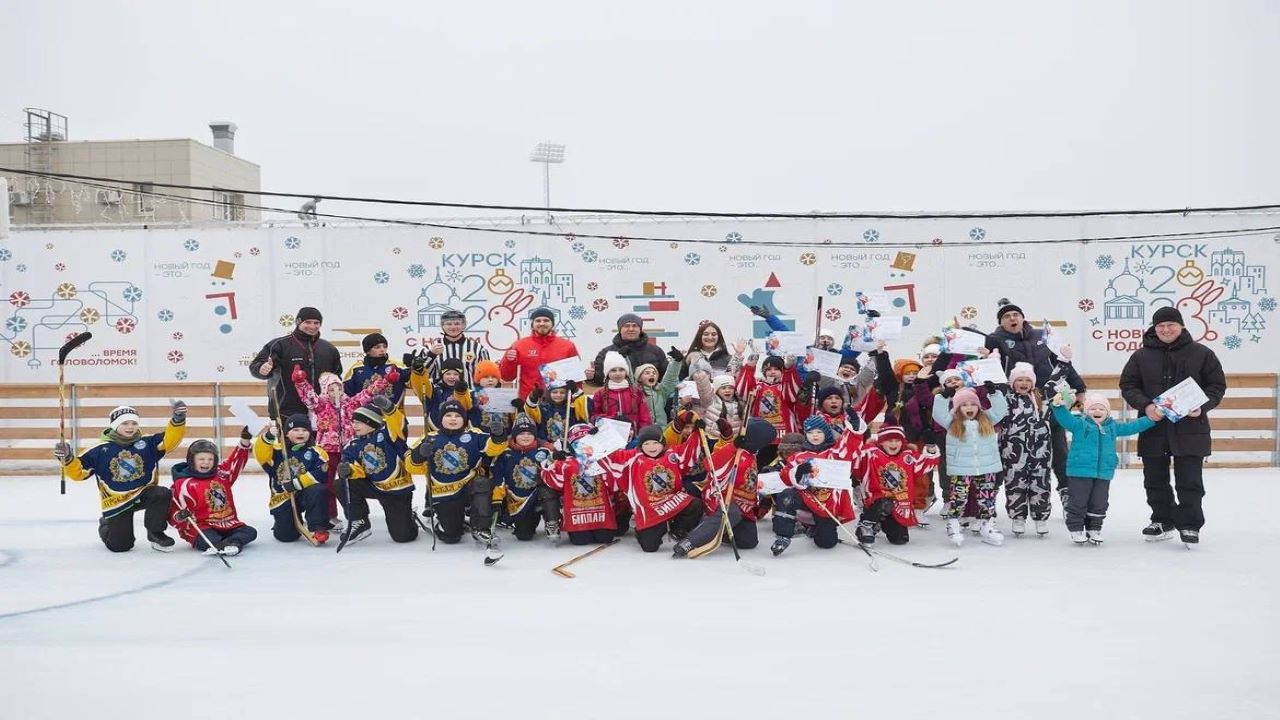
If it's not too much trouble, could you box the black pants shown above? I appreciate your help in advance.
[431,477,495,544]
[512,485,562,541]
[862,498,910,545]
[271,483,331,542]
[635,502,703,552]
[98,485,171,552]
[195,525,258,552]
[771,488,839,548]
[568,529,617,545]
[1142,455,1206,531]
[1049,414,1069,495]
[684,503,758,550]
[337,478,418,543]
[1065,476,1110,532]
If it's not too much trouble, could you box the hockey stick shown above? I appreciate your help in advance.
[552,538,618,578]
[814,295,824,345]
[696,431,765,576]
[57,332,92,495]
[174,493,231,569]
[483,508,504,566]
[268,376,319,547]
[809,493,879,572]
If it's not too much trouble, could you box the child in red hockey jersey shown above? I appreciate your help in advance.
[168,429,257,554]
[854,424,940,545]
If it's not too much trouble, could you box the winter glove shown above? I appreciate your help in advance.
[291,365,307,384]
[174,508,193,522]
[527,386,544,405]
[587,425,600,435]
[240,426,252,441]
[410,350,429,373]
[337,462,354,481]
[667,346,685,363]
[692,418,706,431]
[716,417,733,438]
[385,366,401,384]
[940,385,957,399]
[170,399,188,424]
[564,380,580,394]
[982,380,998,395]
[748,305,772,319]
[368,395,395,415]
[794,462,813,488]
[53,440,72,464]
[552,450,568,461]
[490,425,509,444]
[410,441,430,465]
[510,398,526,411]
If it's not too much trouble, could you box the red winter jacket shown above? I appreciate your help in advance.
[590,385,652,434]
[168,444,250,546]
[499,331,580,400]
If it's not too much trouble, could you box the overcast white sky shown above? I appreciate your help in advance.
[5,1,1279,218]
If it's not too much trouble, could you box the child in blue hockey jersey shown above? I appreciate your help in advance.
[336,404,417,545]
[253,413,332,545]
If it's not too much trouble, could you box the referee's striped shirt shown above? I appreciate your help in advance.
[426,335,492,385]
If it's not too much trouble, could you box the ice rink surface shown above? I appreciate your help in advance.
[2,469,1277,719]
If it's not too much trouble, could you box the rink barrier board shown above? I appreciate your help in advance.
[0,374,1275,471]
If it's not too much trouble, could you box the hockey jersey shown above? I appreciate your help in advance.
[523,393,591,446]
[489,441,553,520]
[409,371,482,432]
[780,428,864,523]
[252,435,329,511]
[168,444,251,545]
[64,421,187,519]
[735,363,802,438]
[855,444,940,527]
[404,426,501,501]
[342,422,413,495]
[597,434,700,530]
[541,456,619,533]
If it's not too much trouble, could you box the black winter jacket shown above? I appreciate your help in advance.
[986,326,1085,393]
[1119,327,1226,457]
[591,331,669,381]
[249,329,344,417]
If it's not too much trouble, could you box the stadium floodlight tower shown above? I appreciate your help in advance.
[528,141,565,221]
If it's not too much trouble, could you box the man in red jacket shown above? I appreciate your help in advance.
[499,306,581,400]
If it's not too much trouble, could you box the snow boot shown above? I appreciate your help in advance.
[1011,518,1026,536]
[1086,529,1103,545]
[1143,521,1176,542]
[770,537,791,556]
[946,519,964,547]
[1070,530,1088,544]
[148,531,176,552]
[979,519,1004,546]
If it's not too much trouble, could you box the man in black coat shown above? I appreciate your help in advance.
[985,299,1086,506]
[585,313,668,384]
[1119,306,1227,544]
[249,306,344,417]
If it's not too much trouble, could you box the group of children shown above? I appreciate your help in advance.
[55,312,1159,558]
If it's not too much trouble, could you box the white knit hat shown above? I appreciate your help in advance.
[602,351,629,376]
[109,405,140,430]
[711,374,734,391]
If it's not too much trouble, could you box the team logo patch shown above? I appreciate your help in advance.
[206,482,229,511]
[109,449,146,484]
[513,457,540,490]
[434,442,468,474]
[460,433,472,443]
[644,466,676,496]
[133,440,147,450]
[304,451,313,461]
[361,444,389,476]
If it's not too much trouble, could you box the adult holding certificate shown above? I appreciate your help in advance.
[499,306,581,400]
[1119,307,1227,545]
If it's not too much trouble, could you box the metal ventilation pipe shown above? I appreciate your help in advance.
[209,121,237,154]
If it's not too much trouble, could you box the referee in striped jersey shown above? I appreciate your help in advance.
[425,309,491,385]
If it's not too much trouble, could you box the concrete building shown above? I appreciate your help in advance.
[1,111,260,225]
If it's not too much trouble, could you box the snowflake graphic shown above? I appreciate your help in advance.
[279,314,295,327]
[569,305,587,320]
[725,232,743,243]
[79,308,100,324]
[10,341,31,358]
[863,229,880,243]
[824,307,842,321]
[16,264,26,272]
[586,282,598,291]
[1078,298,1095,312]
[1095,255,1115,270]
[592,298,609,312]
[582,250,599,263]
[55,283,77,299]
[54,263,66,272]
[700,285,718,298]
[216,365,225,373]
[799,252,817,266]
[407,263,426,278]
[5,316,27,333]
[1224,335,1242,350]
[172,332,184,341]
[9,291,31,307]
[444,269,462,282]
[183,239,200,252]
[391,306,409,320]
[393,247,402,255]
[669,243,679,249]
[969,227,986,241]
[1133,260,1152,274]
[0,248,10,261]
[373,271,390,284]
[1060,262,1078,276]
[157,309,174,321]
[175,371,188,381]
[115,317,136,334]
[110,249,127,262]
[428,237,445,249]
[612,238,630,249]
[826,283,844,296]
[960,305,978,320]
[932,238,944,246]
[684,253,701,266]
[504,239,516,249]
[122,285,143,302]
[284,236,302,250]
[167,350,184,363]
[1259,297,1276,313]
[571,242,585,254]
[233,252,242,259]
[249,247,261,256]
[718,245,729,253]
[564,234,577,243]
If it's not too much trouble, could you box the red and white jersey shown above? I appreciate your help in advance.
[168,445,250,546]
[541,456,619,533]
[854,445,940,527]
[735,364,802,437]
[779,428,865,523]
[597,435,700,530]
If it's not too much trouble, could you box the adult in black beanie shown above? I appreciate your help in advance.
[1119,306,1227,545]
[249,306,343,417]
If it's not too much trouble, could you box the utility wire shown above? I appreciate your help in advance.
[4,165,1280,220]
[9,168,1280,250]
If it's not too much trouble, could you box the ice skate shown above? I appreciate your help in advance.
[1034,520,1049,537]
[1070,530,1087,544]
[544,520,561,545]
[770,537,791,556]
[979,519,1003,546]
[1142,521,1176,542]
[341,518,371,546]
[672,538,693,558]
[148,531,176,552]
[1011,518,1026,536]
[328,518,346,534]
[855,520,877,545]
[223,543,242,556]
[1086,529,1103,545]
[1179,529,1199,548]
[946,519,964,547]
[915,509,931,527]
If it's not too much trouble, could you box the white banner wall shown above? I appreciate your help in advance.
[1,214,1277,383]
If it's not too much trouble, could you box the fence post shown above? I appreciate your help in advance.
[212,383,224,448]
[1274,374,1279,467]
[70,384,80,449]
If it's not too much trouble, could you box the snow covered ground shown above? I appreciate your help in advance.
[1,469,1277,720]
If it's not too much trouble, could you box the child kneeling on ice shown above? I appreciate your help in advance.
[933,383,1009,547]
[542,424,626,545]
[253,414,332,544]
[854,425,939,546]
[487,414,559,542]
[768,416,860,556]
[1051,391,1156,544]
[597,424,702,552]
[674,418,779,558]
[169,430,258,555]
[337,403,417,545]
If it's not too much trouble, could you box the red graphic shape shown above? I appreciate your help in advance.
[765,272,781,288]
[648,301,680,312]
[882,283,917,312]
[205,291,239,319]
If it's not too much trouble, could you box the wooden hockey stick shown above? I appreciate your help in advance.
[56,332,92,495]
[551,539,618,578]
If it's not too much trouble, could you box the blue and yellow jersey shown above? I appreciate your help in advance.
[524,394,591,446]
[344,359,408,432]
[342,420,413,495]
[252,435,329,511]
[64,420,186,518]
[489,443,553,519]
[409,372,481,432]
[404,426,503,501]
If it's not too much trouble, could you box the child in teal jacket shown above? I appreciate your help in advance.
[932,385,1009,547]
[1051,391,1157,544]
